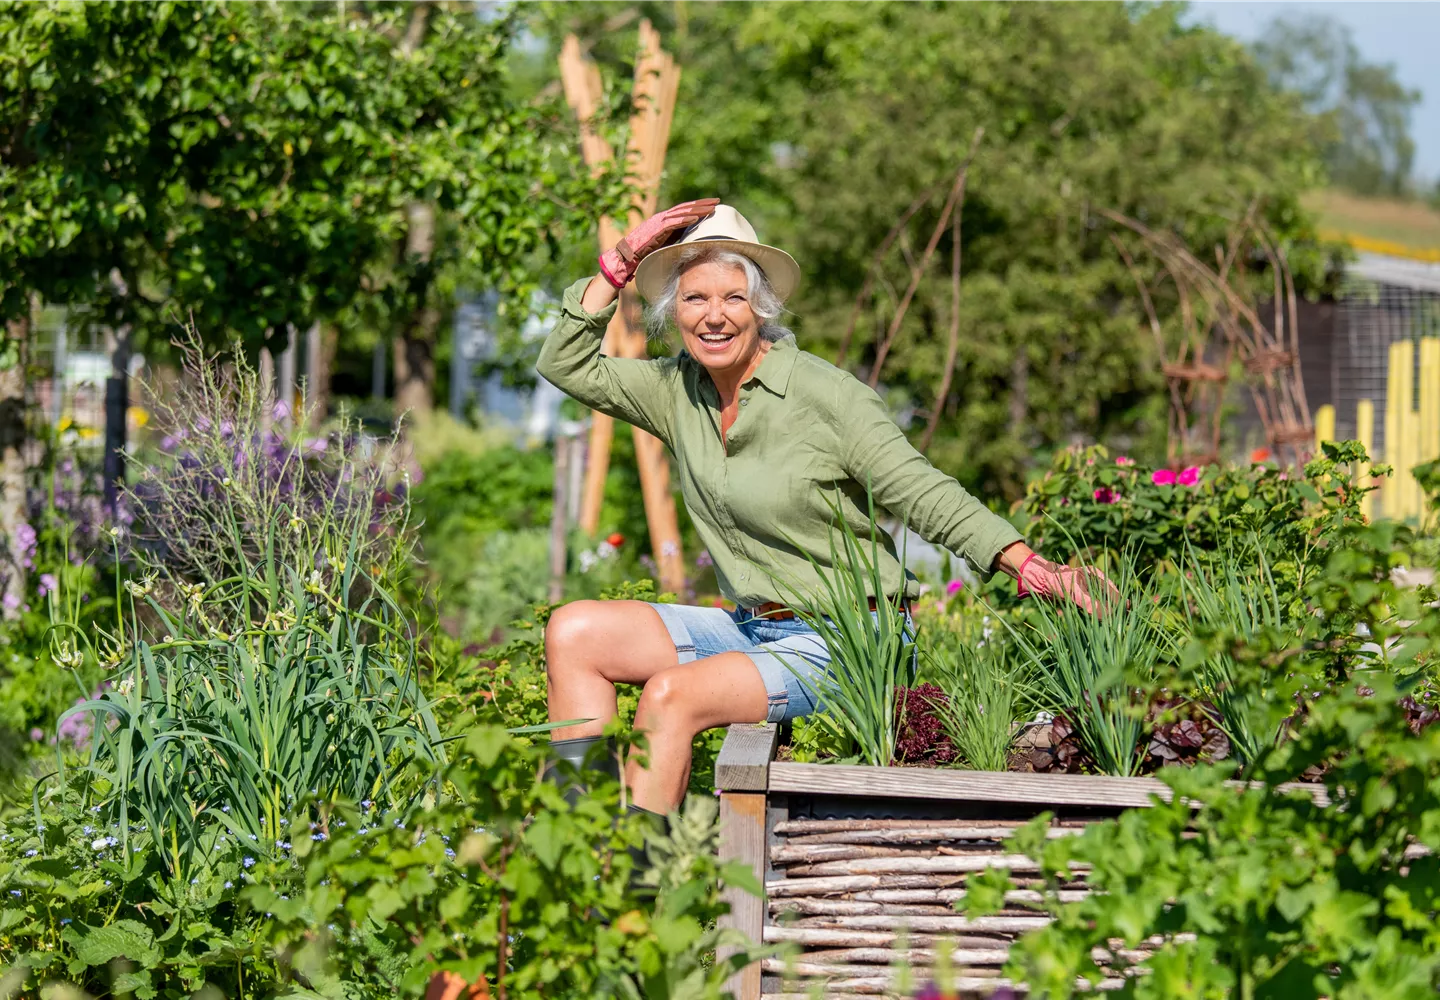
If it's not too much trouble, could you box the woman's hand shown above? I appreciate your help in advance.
[995,542,1118,615]
[598,198,720,289]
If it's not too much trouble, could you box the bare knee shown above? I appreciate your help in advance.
[545,600,606,683]
[636,668,699,732]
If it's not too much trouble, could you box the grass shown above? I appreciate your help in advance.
[1305,188,1440,258]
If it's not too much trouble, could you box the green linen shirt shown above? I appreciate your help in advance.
[536,278,1023,608]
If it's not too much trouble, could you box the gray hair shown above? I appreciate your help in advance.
[645,246,792,343]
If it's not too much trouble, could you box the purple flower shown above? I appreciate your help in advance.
[29,727,44,742]
[695,549,714,568]
[945,579,964,596]
[38,573,57,597]
[2,593,18,612]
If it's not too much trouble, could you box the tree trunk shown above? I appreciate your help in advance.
[103,326,132,513]
[1,312,28,619]
[304,322,336,428]
[393,200,438,415]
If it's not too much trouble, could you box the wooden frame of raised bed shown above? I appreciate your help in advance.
[713,722,1324,999]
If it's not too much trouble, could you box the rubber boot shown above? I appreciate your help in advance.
[625,803,666,897]
[545,735,620,807]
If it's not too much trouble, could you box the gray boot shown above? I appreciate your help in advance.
[545,735,620,806]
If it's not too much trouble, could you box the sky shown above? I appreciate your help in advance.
[1189,1,1440,184]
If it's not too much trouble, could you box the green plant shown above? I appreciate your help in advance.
[777,495,916,768]
[1006,550,1166,776]
[923,620,1033,772]
[965,673,1440,999]
[54,534,444,877]
[253,727,762,999]
[1173,541,1301,773]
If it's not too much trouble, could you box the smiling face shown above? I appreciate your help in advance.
[675,260,765,381]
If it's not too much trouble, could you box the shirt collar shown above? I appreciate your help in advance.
[748,334,798,397]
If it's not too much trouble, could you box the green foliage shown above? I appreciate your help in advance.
[1021,442,1375,584]
[537,1,1333,495]
[778,496,916,768]
[1006,553,1167,777]
[0,1,615,350]
[973,675,1440,999]
[922,613,1034,772]
[252,727,758,999]
[0,787,278,1000]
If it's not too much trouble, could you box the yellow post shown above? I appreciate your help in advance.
[1421,337,1440,466]
[1313,404,1335,454]
[1384,342,1403,519]
[1393,341,1416,521]
[1356,398,1375,521]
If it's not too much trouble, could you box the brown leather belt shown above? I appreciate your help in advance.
[744,597,910,622]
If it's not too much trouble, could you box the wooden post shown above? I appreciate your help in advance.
[715,723,779,1000]
[558,25,687,595]
[549,432,571,603]
[1357,398,1375,521]
[277,325,297,427]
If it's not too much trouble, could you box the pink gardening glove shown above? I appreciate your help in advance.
[598,198,721,288]
[1016,553,1119,616]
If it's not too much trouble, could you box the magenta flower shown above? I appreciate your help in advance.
[1093,487,1118,504]
[1178,466,1201,486]
[1115,456,1135,467]
[29,727,43,742]
[945,579,965,596]
[1151,469,1177,486]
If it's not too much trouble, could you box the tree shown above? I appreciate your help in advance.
[533,2,1330,498]
[1,1,613,505]
[1253,13,1422,198]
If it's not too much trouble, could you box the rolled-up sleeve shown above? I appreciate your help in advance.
[535,278,676,445]
[836,373,1022,576]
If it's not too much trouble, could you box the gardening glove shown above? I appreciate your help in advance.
[597,198,721,288]
[1016,553,1119,616]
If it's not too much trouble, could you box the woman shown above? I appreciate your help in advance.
[537,200,1106,815]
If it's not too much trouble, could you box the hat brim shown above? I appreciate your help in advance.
[634,240,802,304]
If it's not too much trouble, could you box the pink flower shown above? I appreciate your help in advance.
[945,579,965,596]
[1093,487,1118,504]
[1177,466,1200,486]
[1151,469,1176,486]
[1115,456,1135,467]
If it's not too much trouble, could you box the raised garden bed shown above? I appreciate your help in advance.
[713,722,1327,999]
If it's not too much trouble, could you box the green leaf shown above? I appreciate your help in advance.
[62,920,161,970]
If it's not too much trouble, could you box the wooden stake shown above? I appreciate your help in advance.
[559,25,687,594]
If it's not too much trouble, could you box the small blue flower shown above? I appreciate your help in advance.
[24,849,38,857]
[224,881,233,888]
[8,890,20,897]
[243,857,255,868]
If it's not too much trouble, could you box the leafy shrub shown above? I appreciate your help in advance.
[1021,442,1375,583]
[252,726,761,999]
[967,675,1440,999]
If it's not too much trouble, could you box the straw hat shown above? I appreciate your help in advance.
[634,204,801,303]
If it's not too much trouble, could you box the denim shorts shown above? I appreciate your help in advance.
[646,602,914,724]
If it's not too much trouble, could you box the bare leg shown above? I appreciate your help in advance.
[626,652,769,813]
[545,600,770,812]
[545,600,682,740]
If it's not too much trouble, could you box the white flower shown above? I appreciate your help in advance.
[289,517,304,533]
[596,541,616,559]
[116,675,136,696]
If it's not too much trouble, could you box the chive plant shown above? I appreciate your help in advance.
[1007,549,1165,777]
[924,624,1034,772]
[777,493,915,768]
[1175,540,1293,772]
